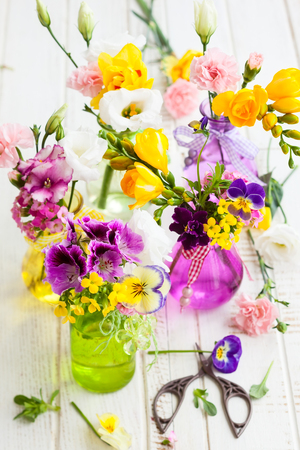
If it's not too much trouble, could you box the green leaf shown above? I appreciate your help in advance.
[202,398,217,416]
[14,395,31,405]
[49,390,59,405]
[266,178,284,217]
[31,396,41,404]
[161,439,171,445]
[249,361,274,399]
[193,388,207,398]
[193,395,199,408]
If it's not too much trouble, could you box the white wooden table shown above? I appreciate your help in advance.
[1,0,300,449]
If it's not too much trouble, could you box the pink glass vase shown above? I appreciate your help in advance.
[169,243,243,310]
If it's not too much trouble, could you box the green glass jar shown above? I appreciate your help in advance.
[70,310,136,393]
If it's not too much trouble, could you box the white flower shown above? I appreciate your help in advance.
[83,32,146,61]
[78,2,95,44]
[255,224,300,264]
[99,88,163,133]
[97,413,132,450]
[59,127,107,182]
[127,210,173,272]
[194,0,217,46]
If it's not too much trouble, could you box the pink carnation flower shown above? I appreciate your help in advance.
[66,62,103,98]
[0,123,34,168]
[248,52,264,70]
[163,78,200,119]
[190,48,241,94]
[116,303,136,316]
[234,293,279,336]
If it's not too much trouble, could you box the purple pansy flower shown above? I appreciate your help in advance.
[212,335,242,374]
[169,207,209,251]
[87,241,123,282]
[227,179,265,221]
[44,243,87,295]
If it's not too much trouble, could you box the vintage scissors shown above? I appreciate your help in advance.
[153,343,252,438]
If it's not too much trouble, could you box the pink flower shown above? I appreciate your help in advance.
[116,303,136,316]
[248,52,264,70]
[66,62,103,98]
[243,209,264,228]
[234,293,279,336]
[0,123,34,168]
[168,431,178,444]
[163,78,200,118]
[190,48,241,94]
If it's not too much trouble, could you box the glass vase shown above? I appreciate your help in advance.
[21,189,83,304]
[70,311,136,393]
[169,243,243,310]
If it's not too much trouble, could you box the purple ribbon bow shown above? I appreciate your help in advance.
[173,125,264,185]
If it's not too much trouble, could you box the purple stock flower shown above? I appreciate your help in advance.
[169,207,209,251]
[87,241,123,282]
[227,179,265,221]
[44,243,87,295]
[212,335,242,374]
[18,145,65,179]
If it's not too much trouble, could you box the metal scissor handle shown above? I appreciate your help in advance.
[153,372,202,434]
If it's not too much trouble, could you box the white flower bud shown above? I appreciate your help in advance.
[45,104,68,135]
[78,2,95,44]
[36,0,51,27]
[194,0,217,46]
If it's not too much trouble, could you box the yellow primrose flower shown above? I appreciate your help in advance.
[54,301,68,318]
[108,284,128,307]
[134,128,169,175]
[81,296,101,314]
[257,206,272,230]
[81,272,103,294]
[203,217,220,238]
[91,43,154,109]
[103,304,115,317]
[170,50,203,82]
[217,199,230,214]
[97,413,132,450]
[70,305,84,316]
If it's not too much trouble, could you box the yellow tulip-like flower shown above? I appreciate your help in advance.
[271,97,300,114]
[134,128,169,175]
[212,85,268,127]
[266,68,300,101]
[121,163,165,210]
[170,50,203,82]
[257,206,272,230]
[262,113,277,131]
[91,44,154,109]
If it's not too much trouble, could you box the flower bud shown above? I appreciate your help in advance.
[279,113,299,125]
[151,198,167,206]
[103,149,119,160]
[8,170,24,189]
[167,198,182,206]
[291,145,300,156]
[162,190,176,199]
[45,104,68,135]
[173,186,185,195]
[262,113,277,131]
[243,52,263,84]
[165,172,175,188]
[110,156,133,171]
[284,129,300,140]
[126,164,136,170]
[194,0,217,46]
[276,322,288,333]
[257,103,268,120]
[36,0,51,27]
[78,2,95,45]
[271,125,282,138]
[182,192,193,202]
[106,132,117,146]
[288,153,295,169]
[280,142,289,154]
[121,138,135,156]
[55,123,65,141]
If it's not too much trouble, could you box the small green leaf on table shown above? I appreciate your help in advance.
[250,361,274,399]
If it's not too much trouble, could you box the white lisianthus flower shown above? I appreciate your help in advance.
[83,32,146,61]
[127,210,173,272]
[97,413,132,450]
[99,88,163,133]
[59,127,107,182]
[194,0,217,46]
[255,224,300,264]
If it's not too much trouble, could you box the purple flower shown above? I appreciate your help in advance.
[200,115,208,129]
[169,207,209,251]
[76,216,109,241]
[227,179,265,221]
[18,145,65,179]
[212,335,242,374]
[44,243,87,295]
[87,241,123,282]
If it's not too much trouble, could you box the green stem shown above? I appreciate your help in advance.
[202,42,207,53]
[41,133,49,149]
[281,165,298,186]
[147,350,212,355]
[16,147,24,161]
[47,26,78,68]
[68,181,77,211]
[97,164,114,209]
[273,187,287,224]
[70,402,101,439]
[197,135,209,203]
[267,138,272,173]
[241,81,248,89]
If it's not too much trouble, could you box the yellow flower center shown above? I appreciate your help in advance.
[122,103,142,118]
[216,347,224,360]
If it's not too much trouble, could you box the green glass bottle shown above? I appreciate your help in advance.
[70,310,136,393]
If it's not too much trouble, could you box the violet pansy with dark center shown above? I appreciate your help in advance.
[169,207,209,251]
[212,335,242,374]
[227,179,265,221]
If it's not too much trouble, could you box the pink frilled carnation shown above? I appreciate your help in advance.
[66,62,103,98]
[248,52,264,70]
[0,123,34,168]
[163,78,200,119]
[190,48,241,94]
[234,293,279,337]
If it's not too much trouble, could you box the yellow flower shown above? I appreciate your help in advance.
[81,272,103,294]
[262,113,277,131]
[271,97,300,114]
[121,163,165,210]
[71,305,85,316]
[54,301,68,318]
[96,413,132,449]
[97,413,120,433]
[81,296,101,314]
[203,217,220,238]
[217,199,230,214]
[161,55,179,78]
[257,206,272,230]
[211,232,232,250]
[266,68,300,101]
[220,213,237,232]
[212,85,268,127]
[108,283,128,307]
[170,50,202,82]
[103,304,115,317]
[134,128,169,175]
[91,44,153,109]
[61,314,76,324]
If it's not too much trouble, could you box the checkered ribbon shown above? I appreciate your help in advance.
[173,125,265,185]
[182,245,211,287]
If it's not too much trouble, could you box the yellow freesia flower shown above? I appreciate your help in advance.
[91,43,154,109]
[134,128,169,175]
[266,68,300,101]
[170,50,202,82]
[257,206,272,230]
[212,85,268,127]
[271,97,300,114]
[121,163,165,210]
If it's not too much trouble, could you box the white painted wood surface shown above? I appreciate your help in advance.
[0,0,300,449]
